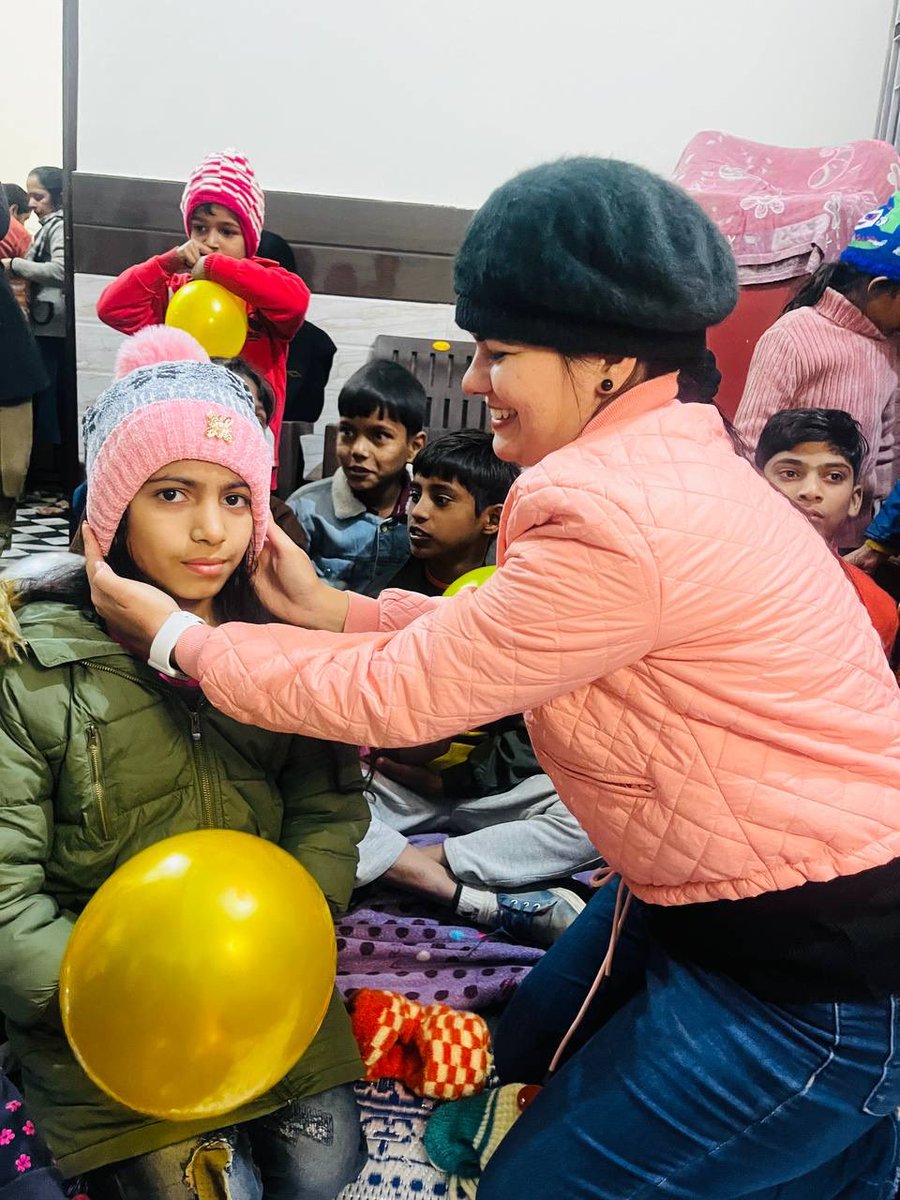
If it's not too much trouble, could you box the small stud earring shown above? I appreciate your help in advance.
[600,378,614,392]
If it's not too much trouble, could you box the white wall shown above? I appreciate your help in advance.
[5,0,62,199]
[78,0,893,206]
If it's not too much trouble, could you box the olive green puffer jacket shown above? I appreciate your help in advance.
[0,600,369,1177]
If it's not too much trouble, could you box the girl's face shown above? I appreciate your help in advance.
[125,460,253,621]
[189,204,246,259]
[26,174,57,218]
[462,340,612,466]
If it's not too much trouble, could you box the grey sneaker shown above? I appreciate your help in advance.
[494,887,586,947]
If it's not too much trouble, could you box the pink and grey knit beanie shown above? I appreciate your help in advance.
[83,325,273,557]
[180,148,265,258]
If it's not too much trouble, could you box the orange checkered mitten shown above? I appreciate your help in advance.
[349,989,424,1084]
[409,1002,492,1101]
[348,990,492,1101]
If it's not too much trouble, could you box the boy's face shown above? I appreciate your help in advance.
[762,440,862,542]
[407,473,501,560]
[189,204,246,259]
[337,411,425,500]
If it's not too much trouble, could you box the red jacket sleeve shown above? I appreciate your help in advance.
[203,255,309,339]
[96,252,181,334]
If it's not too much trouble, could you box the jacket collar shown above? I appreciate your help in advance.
[16,602,148,673]
[581,372,680,439]
[817,287,886,340]
[330,468,412,521]
[331,469,367,519]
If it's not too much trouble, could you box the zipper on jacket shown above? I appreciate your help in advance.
[80,660,216,828]
[188,703,216,828]
[84,724,111,840]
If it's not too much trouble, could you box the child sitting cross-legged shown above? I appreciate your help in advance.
[756,407,898,657]
[288,359,427,593]
[355,430,600,947]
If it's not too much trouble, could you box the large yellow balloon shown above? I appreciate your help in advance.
[165,280,248,357]
[60,830,335,1120]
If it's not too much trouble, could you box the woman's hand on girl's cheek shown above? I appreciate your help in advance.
[254,517,350,632]
[82,525,179,655]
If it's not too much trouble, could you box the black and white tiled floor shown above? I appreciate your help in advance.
[0,491,71,561]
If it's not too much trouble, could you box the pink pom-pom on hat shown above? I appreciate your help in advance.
[181,149,265,258]
[114,325,210,380]
[83,326,272,557]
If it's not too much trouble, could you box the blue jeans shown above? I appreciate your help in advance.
[84,1085,366,1200]
[483,886,900,1199]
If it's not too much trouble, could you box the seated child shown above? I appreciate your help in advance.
[288,359,427,592]
[96,148,309,450]
[756,407,898,656]
[355,431,600,947]
[0,327,368,1199]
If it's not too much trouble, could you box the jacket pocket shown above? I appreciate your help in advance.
[84,724,112,841]
[538,746,655,796]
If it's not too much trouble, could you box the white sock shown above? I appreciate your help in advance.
[454,885,500,926]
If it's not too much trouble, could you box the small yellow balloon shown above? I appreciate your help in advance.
[165,280,248,358]
[443,565,497,596]
[60,830,335,1121]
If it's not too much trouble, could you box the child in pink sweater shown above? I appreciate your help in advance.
[735,192,900,541]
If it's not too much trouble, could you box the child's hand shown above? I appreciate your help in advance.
[173,239,208,271]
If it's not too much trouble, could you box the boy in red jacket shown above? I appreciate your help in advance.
[96,149,309,452]
[756,407,898,658]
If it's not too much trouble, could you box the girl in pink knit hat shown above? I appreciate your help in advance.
[96,149,309,456]
[0,326,368,1200]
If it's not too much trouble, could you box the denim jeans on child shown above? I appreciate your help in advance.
[482,885,900,1200]
[83,1084,366,1200]
[355,772,600,888]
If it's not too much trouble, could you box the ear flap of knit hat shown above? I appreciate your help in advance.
[114,325,210,380]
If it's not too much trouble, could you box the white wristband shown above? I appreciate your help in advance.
[148,611,206,678]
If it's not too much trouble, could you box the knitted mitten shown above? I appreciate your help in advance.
[410,1002,492,1101]
[424,1083,539,1196]
[348,990,492,1100]
[349,989,424,1084]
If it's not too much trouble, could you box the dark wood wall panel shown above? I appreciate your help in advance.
[71,173,474,304]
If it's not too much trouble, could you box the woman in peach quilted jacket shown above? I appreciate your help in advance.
[87,159,900,1199]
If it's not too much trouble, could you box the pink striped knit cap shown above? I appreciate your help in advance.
[83,326,273,557]
[180,148,265,257]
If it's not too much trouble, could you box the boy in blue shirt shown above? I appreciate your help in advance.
[288,360,426,592]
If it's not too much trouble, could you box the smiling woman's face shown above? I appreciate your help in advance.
[124,459,253,621]
[461,340,622,466]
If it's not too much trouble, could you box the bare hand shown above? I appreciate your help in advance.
[190,256,208,281]
[83,525,179,656]
[254,518,349,632]
[843,544,886,575]
[173,240,207,270]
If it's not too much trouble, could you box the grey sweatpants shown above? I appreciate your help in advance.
[355,771,600,889]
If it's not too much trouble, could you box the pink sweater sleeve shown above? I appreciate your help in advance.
[734,323,802,453]
[175,483,661,746]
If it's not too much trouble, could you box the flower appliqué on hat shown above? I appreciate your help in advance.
[205,412,234,443]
